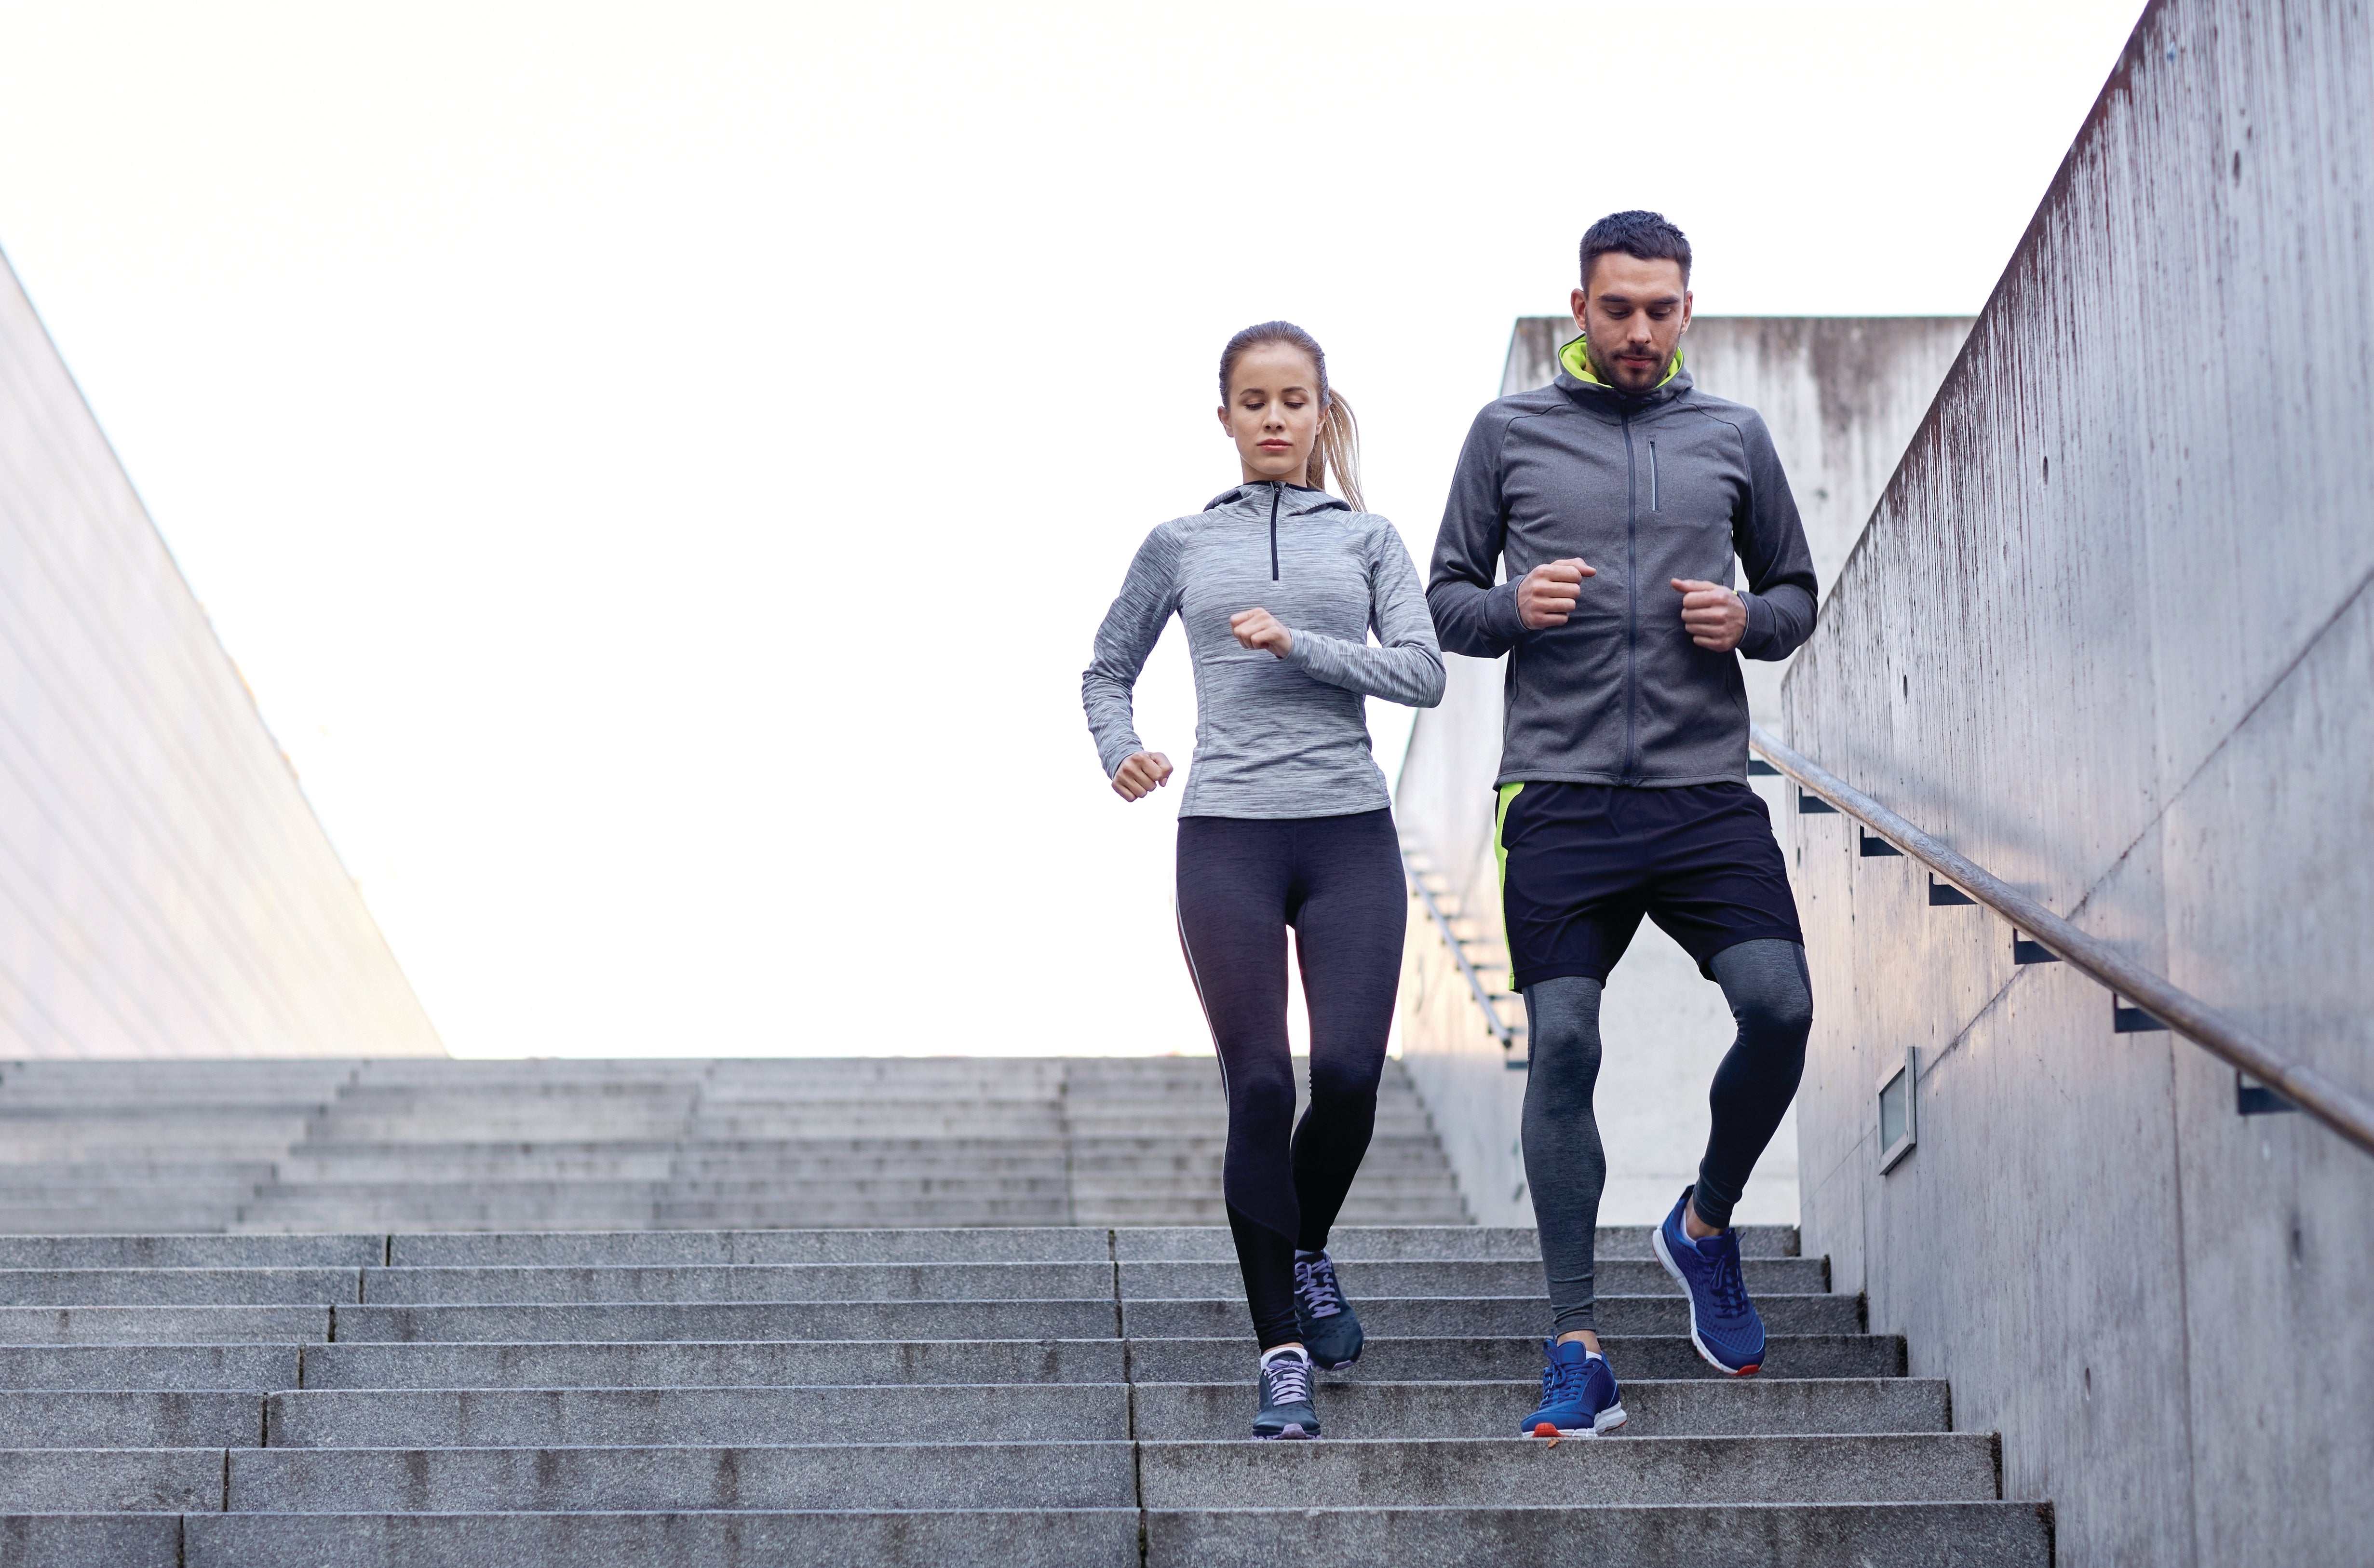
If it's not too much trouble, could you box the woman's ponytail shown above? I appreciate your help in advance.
[1309,390,1363,513]
[1219,320,1367,513]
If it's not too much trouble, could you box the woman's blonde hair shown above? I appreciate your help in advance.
[1218,321,1364,512]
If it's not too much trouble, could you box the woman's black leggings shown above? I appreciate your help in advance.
[1175,808,1406,1349]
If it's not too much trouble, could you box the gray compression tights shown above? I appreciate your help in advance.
[1522,939,1813,1334]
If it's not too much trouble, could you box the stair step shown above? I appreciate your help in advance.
[1145,1501,2051,1567]
[1132,1334,1908,1383]
[1134,1433,2002,1506]
[222,1441,1138,1510]
[0,1270,359,1307]
[1128,1378,1951,1438]
[178,1508,1139,1567]
[300,1338,1131,1389]
[0,1306,330,1344]
[0,1391,263,1447]
[264,1384,1132,1446]
[1122,1293,1861,1338]
[0,1345,299,1391]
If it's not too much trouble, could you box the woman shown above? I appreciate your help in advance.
[1081,322,1444,1439]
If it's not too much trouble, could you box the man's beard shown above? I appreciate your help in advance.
[1588,342,1667,389]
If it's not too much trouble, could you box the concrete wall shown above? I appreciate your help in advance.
[0,246,442,1057]
[1398,314,1966,1224]
[1780,1,2373,1562]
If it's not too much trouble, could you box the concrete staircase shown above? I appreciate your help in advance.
[0,1059,2050,1565]
[0,1057,1468,1231]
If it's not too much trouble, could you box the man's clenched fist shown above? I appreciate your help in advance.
[1517,558,1596,629]
[1672,579,1746,652]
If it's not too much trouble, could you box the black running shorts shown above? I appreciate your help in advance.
[1496,780,1802,991]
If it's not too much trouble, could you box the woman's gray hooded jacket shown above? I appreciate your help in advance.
[1082,481,1445,819]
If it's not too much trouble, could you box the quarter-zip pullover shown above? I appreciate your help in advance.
[1426,339,1817,787]
[1084,482,1445,818]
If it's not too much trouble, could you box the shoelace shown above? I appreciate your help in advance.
[1704,1241,1752,1321]
[1295,1255,1345,1319]
[1263,1354,1313,1406]
[1540,1350,1592,1404]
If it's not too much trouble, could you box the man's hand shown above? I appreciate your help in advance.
[1673,579,1746,651]
[1517,558,1596,629]
[1111,751,1174,801]
[1230,608,1293,658]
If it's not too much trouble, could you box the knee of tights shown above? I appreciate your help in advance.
[1227,1074,1297,1126]
[1305,1057,1384,1108]
[1737,984,1813,1039]
[1715,946,1813,1038]
[1524,980,1605,1060]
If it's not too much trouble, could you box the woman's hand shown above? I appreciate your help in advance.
[1112,751,1174,801]
[1230,608,1294,658]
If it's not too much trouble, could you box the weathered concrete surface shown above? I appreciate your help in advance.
[0,1218,2016,1558]
[0,251,441,1058]
[0,1055,1466,1232]
[1780,2,2374,1564]
[1398,317,1968,1224]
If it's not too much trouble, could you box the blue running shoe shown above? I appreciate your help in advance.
[1651,1184,1766,1376]
[1293,1250,1364,1370]
[1253,1348,1320,1439]
[1519,1338,1627,1438]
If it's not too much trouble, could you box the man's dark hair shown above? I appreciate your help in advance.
[1579,210,1691,289]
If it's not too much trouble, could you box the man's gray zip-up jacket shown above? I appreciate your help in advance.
[1427,351,1817,787]
[1084,481,1445,818]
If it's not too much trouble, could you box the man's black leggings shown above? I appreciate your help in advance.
[1523,938,1812,1333]
[1176,808,1405,1349]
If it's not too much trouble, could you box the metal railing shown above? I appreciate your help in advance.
[1751,723,2374,1159]
[1399,847,1519,1053]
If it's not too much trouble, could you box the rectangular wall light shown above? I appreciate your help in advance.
[1877,1046,1919,1173]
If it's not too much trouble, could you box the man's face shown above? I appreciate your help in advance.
[1569,253,1691,392]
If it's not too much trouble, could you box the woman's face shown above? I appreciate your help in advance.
[1218,343,1324,485]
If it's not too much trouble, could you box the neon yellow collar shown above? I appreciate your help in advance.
[1560,333,1681,390]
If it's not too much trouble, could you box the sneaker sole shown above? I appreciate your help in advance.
[1524,1402,1628,1440]
[1254,1424,1319,1440]
[1651,1221,1763,1378]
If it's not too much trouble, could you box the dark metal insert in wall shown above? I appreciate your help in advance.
[1928,875,1976,906]
[2113,996,2169,1033]
[2012,931,2060,965]
[2237,1071,2299,1117]
[1860,829,1902,857]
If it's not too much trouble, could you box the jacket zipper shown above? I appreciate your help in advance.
[1268,485,1281,581]
[1622,417,1640,782]
[1650,440,1659,511]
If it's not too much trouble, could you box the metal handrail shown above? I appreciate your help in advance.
[1750,723,2374,1158]
[1399,847,1518,1050]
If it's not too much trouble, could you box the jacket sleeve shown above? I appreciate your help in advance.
[1080,527,1182,777]
[1731,412,1820,661]
[1282,523,1447,708]
[1425,406,1529,657]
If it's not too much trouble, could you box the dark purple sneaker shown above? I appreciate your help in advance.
[1292,1249,1364,1370]
[1253,1348,1320,1439]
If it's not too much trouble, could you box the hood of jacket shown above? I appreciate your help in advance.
[1554,332,1693,413]
[1204,480,1354,517]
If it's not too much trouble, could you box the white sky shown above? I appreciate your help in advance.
[0,1,2144,1057]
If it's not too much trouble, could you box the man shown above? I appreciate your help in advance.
[1427,210,1818,1439]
